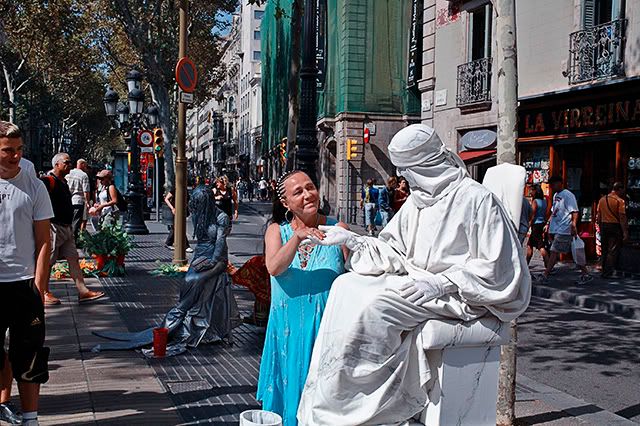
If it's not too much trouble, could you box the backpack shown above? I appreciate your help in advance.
[41,175,57,192]
[106,184,128,212]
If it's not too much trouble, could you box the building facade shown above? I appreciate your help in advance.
[261,0,420,222]
[238,3,265,180]
[420,0,640,268]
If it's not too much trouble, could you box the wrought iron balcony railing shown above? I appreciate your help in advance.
[456,57,492,108]
[566,19,626,85]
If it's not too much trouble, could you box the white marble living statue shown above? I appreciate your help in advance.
[297,124,531,425]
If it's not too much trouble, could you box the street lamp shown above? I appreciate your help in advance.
[103,87,119,118]
[145,104,159,127]
[102,70,154,235]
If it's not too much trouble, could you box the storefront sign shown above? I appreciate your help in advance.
[461,129,496,150]
[519,92,640,141]
[407,0,423,88]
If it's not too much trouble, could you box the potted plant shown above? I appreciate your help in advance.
[79,223,134,276]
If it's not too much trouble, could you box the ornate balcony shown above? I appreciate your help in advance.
[566,19,626,85]
[456,57,492,109]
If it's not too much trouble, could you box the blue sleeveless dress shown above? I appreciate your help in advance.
[257,218,345,425]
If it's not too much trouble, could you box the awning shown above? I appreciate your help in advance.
[458,149,496,163]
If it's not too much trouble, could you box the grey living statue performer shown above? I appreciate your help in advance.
[93,184,239,356]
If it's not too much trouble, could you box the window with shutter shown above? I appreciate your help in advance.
[582,0,596,29]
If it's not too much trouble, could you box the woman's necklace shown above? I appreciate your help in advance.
[294,213,320,270]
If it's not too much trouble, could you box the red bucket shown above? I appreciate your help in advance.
[153,327,168,357]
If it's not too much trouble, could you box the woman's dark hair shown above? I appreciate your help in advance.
[269,197,288,225]
[266,170,302,225]
[532,185,544,200]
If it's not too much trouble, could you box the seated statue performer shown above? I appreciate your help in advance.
[93,184,239,356]
[298,124,531,425]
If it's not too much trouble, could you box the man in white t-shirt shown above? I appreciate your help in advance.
[258,177,268,200]
[0,121,54,426]
[538,176,591,284]
[65,159,91,239]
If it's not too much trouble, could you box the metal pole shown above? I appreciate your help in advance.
[155,154,160,222]
[173,0,188,264]
[124,121,150,234]
[295,0,319,183]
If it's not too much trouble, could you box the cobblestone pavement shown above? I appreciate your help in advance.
[95,202,270,425]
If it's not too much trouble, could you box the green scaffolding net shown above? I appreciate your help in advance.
[261,0,420,155]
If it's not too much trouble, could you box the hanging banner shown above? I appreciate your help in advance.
[407,0,424,88]
[316,0,327,90]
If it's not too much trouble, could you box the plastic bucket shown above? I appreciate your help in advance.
[239,410,283,426]
[153,327,168,357]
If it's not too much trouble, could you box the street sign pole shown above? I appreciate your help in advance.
[155,154,160,223]
[173,0,189,265]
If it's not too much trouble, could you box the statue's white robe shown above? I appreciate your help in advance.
[298,178,531,425]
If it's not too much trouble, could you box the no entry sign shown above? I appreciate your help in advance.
[175,57,198,93]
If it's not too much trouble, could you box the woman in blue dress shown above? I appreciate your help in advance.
[257,170,349,425]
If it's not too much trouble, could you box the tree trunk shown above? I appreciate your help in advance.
[151,81,175,192]
[495,0,519,424]
[495,0,518,166]
[286,0,303,171]
[2,62,16,123]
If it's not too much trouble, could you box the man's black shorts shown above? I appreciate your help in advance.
[0,279,49,384]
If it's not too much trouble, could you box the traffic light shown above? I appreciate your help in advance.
[153,128,164,157]
[279,138,287,162]
[346,139,358,160]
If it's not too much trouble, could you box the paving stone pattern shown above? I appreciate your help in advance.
[98,205,268,424]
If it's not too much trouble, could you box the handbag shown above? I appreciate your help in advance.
[571,237,586,266]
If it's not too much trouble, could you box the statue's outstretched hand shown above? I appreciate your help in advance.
[304,225,362,251]
[394,277,455,306]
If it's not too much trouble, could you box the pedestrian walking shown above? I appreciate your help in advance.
[392,176,410,213]
[258,177,268,200]
[378,176,397,227]
[0,121,54,426]
[526,185,550,267]
[92,170,119,228]
[257,170,348,425]
[596,182,629,278]
[213,177,238,221]
[41,153,105,305]
[537,176,592,284]
[247,178,255,201]
[66,159,91,240]
[518,195,533,244]
[163,189,192,252]
[360,178,379,235]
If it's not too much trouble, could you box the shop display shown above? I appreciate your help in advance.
[522,148,550,185]
[627,157,640,242]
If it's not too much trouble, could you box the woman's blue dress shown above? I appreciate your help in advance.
[257,218,345,425]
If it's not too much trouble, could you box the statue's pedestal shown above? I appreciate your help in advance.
[418,317,509,426]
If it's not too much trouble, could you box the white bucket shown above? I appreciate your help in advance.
[239,410,283,426]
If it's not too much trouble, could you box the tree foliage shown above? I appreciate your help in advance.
[90,0,237,189]
[0,0,237,174]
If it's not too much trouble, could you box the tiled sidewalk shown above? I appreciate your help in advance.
[31,277,181,425]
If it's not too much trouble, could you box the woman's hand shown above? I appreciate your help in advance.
[293,226,325,244]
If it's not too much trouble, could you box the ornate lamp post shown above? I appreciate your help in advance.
[295,0,319,183]
[103,70,159,235]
